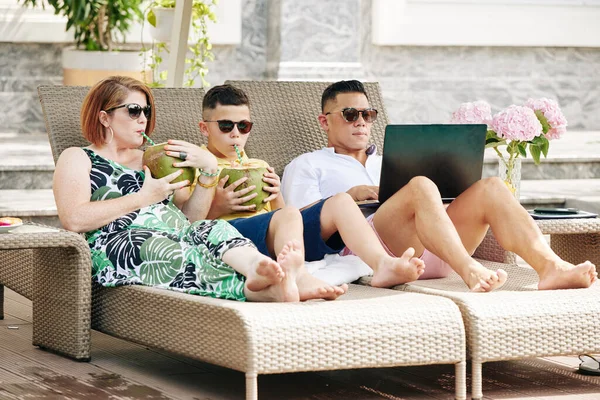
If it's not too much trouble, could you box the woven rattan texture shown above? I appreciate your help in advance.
[91,284,465,374]
[395,260,600,398]
[0,250,33,299]
[534,219,600,269]
[0,225,92,360]
[225,81,389,175]
[402,264,600,359]
[38,86,206,163]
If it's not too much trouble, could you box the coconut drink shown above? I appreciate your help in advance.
[219,161,270,212]
[142,142,196,184]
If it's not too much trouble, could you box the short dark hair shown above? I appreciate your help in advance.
[202,84,249,112]
[321,80,369,112]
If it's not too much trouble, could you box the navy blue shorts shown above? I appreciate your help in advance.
[227,198,345,261]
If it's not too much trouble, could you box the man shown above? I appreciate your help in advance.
[281,79,597,291]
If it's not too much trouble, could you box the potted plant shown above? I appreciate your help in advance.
[143,0,217,87]
[18,0,150,86]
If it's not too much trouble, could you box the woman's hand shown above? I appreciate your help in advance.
[140,166,190,205]
[163,140,218,172]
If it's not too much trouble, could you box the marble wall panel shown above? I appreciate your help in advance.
[0,92,47,133]
[280,0,360,63]
[360,0,600,130]
[0,43,63,78]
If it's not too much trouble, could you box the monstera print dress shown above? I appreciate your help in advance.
[83,148,253,301]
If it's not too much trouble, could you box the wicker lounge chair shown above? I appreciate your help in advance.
[226,79,600,400]
[29,85,469,400]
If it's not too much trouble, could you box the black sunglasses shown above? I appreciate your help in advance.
[105,103,152,119]
[325,108,378,123]
[205,119,253,134]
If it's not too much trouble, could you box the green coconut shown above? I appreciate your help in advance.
[142,142,195,184]
[219,163,270,211]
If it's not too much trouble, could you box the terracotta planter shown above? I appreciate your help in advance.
[62,47,152,86]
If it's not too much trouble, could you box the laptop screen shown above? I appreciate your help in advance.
[378,124,487,204]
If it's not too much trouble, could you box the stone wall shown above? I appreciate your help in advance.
[2,0,599,134]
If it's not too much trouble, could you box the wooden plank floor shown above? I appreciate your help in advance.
[1,288,599,400]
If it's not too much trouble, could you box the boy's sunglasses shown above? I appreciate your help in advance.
[105,103,152,119]
[205,119,253,134]
[325,108,378,123]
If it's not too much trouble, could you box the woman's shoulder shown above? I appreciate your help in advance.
[59,146,92,161]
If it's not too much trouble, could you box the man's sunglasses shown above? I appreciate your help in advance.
[325,108,378,123]
[205,119,253,134]
[104,103,152,119]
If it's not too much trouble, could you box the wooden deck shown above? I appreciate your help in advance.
[1,288,599,400]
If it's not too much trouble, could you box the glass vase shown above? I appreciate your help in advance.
[498,157,522,200]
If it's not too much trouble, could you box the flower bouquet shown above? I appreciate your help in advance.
[450,98,567,197]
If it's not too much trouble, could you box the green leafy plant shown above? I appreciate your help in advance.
[19,0,144,51]
[143,0,217,87]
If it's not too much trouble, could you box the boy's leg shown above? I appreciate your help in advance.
[310,193,425,287]
[222,245,299,302]
[230,208,347,300]
[265,206,306,258]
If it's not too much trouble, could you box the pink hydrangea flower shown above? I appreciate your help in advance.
[450,101,492,125]
[525,98,568,140]
[491,105,543,142]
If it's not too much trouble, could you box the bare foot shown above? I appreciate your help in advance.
[538,260,597,290]
[370,247,426,288]
[296,271,349,301]
[465,260,508,292]
[245,253,284,292]
[245,242,302,302]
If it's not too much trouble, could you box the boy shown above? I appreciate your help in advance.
[196,84,426,290]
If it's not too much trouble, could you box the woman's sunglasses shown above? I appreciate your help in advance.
[105,103,152,119]
[205,119,253,134]
[325,108,378,123]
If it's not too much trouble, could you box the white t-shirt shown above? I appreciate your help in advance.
[281,147,382,209]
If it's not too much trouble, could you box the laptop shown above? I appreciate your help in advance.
[358,124,487,209]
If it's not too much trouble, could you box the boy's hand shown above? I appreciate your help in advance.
[211,175,258,217]
[262,167,281,203]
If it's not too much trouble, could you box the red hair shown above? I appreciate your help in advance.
[81,76,156,145]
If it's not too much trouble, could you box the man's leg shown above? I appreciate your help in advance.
[372,176,506,291]
[447,177,597,290]
[318,193,425,287]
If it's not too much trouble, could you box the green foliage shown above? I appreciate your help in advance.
[488,127,551,166]
[19,0,144,51]
[143,0,217,87]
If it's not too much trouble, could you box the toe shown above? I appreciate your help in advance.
[401,247,416,259]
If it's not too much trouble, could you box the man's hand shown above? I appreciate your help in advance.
[347,185,379,201]
[210,175,258,218]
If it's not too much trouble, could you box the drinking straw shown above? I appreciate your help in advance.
[234,144,243,164]
[139,131,155,146]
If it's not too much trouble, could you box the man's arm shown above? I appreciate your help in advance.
[281,157,323,208]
